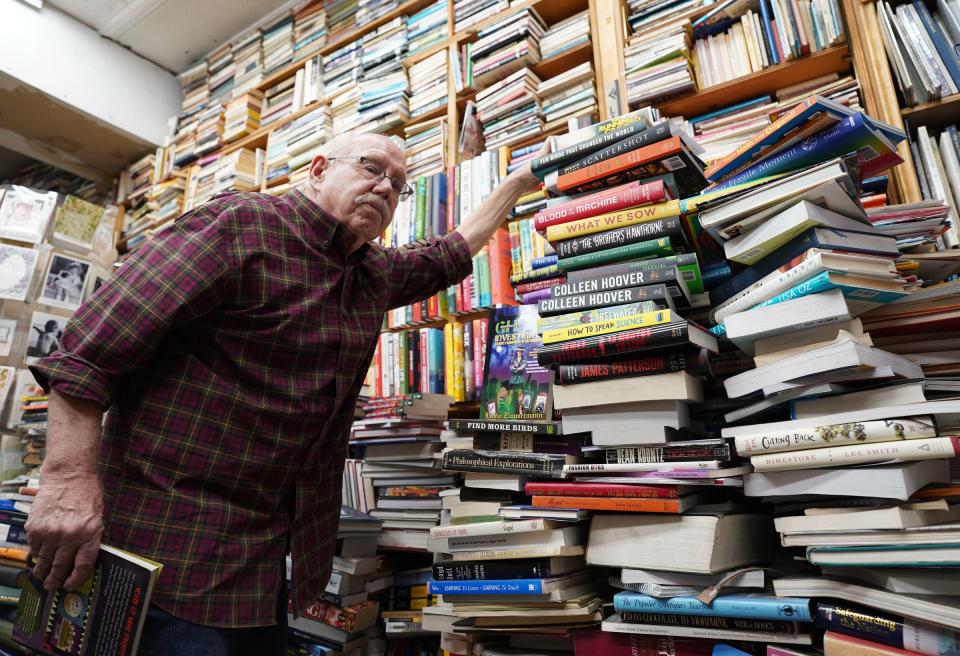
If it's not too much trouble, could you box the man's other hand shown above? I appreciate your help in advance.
[25,473,103,591]
[508,139,553,194]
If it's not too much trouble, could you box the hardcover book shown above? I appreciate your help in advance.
[480,305,553,421]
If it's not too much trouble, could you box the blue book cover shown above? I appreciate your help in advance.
[428,578,548,595]
[749,270,908,310]
[912,0,960,87]
[531,255,558,270]
[759,0,780,63]
[613,592,813,621]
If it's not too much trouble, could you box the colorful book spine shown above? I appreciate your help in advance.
[814,601,960,656]
[536,301,664,333]
[557,237,676,272]
[555,216,686,259]
[538,283,673,317]
[532,496,686,513]
[541,309,672,345]
[565,253,703,295]
[544,200,682,241]
[427,579,553,595]
[536,321,699,366]
[532,179,669,231]
[525,482,680,498]
[557,351,702,384]
[734,417,936,455]
[613,592,813,622]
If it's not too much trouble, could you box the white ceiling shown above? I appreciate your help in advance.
[47,0,296,72]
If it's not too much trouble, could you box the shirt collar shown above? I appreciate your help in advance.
[285,188,371,261]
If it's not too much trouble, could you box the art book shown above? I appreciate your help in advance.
[0,187,58,244]
[14,544,162,656]
[52,196,107,253]
[480,305,554,421]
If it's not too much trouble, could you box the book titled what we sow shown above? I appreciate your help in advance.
[14,544,162,656]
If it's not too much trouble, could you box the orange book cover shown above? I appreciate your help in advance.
[488,226,519,306]
[557,137,684,193]
[531,495,683,513]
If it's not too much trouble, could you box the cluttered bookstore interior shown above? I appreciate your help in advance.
[2,0,960,653]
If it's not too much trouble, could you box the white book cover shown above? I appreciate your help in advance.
[725,288,852,354]
[0,187,58,244]
[938,130,960,245]
[744,460,950,501]
[752,436,960,473]
[601,614,813,644]
[735,414,936,456]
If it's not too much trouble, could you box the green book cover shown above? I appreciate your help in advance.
[415,177,428,241]
[557,237,675,272]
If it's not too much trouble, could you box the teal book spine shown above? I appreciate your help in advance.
[613,592,813,622]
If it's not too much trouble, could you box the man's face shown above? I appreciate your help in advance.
[309,135,406,246]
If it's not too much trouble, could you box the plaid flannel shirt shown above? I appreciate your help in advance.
[30,190,472,627]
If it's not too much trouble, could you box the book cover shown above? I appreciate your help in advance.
[814,601,960,654]
[557,236,676,272]
[14,545,162,656]
[480,305,553,421]
[613,592,813,622]
[448,418,563,434]
[537,321,714,366]
[555,216,687,259]
[431,557,580,581]
[533,179,670,231]
[557,350,709,384]
[541,309,672,345]
[565,253,704,295]
[544,200,682,242]
[537,283,673,317]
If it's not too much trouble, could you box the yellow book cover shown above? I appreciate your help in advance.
[498,145,511,180]
[545,200,682,241]
[541,309,672,344]
[444,323,455,398]
[453,322,466,402]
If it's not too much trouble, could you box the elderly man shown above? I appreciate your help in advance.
[26,132,544,655]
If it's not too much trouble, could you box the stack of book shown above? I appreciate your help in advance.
[406,0,448,57]
[223,91,263,142]
[908,122,960,247]
[207,42,235,102]
[119,151,156,202]
[875,0,960,106]
[213,148,261,196]
[292,1,327,62]
[540,10,590,60]
[508,216,554,301]
[184,153,221,209]
[325,0,359,40]
[264,104,332,189]
[624,10,696,106]
[403,117,446,180]
[262,15,296,76]
[407,50,448,119]
[287,506,385,654]
[261,75,297,128]
[358,18,409,132]
[230,31,263,99]
[325,39,363,97]
[194,101,225,156]
[475,69,543,149]
[470,8,545,89]
[537,62,598,133]
[176,59,209,128]
[142,175,187,235]
[865,200,953,251]
[454,0,510,32]
[357,0,398,26]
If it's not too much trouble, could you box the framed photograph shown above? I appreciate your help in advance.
[82,265,111,303]
[0,319,18,357]
[0,244,39,302]
[0,186,58,244]
[39,253,91,311]
[25,311,68,365]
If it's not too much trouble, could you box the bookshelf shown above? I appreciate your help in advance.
[901,94,960,132]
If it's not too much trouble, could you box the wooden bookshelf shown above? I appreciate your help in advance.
[532,42,593,80]
[901,94,960,133]
[656,44,852,118]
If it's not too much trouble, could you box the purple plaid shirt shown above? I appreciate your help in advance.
[30,189,472,627]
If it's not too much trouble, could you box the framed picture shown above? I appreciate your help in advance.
[0,186,58,244]
[25,311,68,365]
[82,265,111,303]
[52,195,106,253]
[0,366,15,413]
[0,244,39,302]
[39,253,91,311]
[0,319,18,357]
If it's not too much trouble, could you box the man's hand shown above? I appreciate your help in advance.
[25,472,103,591]
[506,139,553,195]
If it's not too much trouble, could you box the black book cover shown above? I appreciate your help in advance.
[537,283,673,317]
[555,216,687,259]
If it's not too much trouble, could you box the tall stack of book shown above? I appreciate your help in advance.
[207,42,235,102]
[223,91,263,142]
[264,104,332,191]
[325,0,360,41]
[213,148,261,196]
[537,62,598,134]
[404,117,447,178]
[357,0,398,26]
[623,7,696,106]
[230,31,263,99]
[142,175,187,236]
[407,50,448,119]
[454,0,509,32]
[325,39,363,97]
[261,75,298,129]
[293,1,327,62]
[194,100,225,157]
[475,69,543,149]
[358,18,409,133]
[171,61,209,169]
[406,0,448,57]
[539,10,590,61]
[184,153,221,209]
[287,506,385,655]
[262,14,295,75]
[470,8,545,90]
[907,122,960,247]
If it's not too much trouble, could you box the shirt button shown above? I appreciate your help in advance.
[321,240,330,249]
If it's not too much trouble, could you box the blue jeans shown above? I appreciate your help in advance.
[137,590,287,656]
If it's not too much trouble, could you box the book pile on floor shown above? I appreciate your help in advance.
[470,8,545,90]
[287,506,386,655]
[293,1,327,62]
[406,0,448,57]
[353,394,456,552]
[475,69,543,149]
[408,50,448,120]
[537,62,597,134]
[359,17,410,132]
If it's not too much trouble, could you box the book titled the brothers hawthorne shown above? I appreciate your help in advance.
[14,544,162,656]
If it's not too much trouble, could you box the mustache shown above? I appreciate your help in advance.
[356,193,389,216]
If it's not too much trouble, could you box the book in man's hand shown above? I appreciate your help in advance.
[14,544,162,656]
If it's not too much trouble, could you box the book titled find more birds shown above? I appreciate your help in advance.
[480,305,554,422]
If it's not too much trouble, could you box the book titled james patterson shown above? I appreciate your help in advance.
[14,544,162,656]
[480,304,553,421]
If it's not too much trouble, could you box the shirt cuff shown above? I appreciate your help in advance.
[29,352,114,409]
[442,230,474,286]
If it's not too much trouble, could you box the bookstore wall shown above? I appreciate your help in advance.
[1,0,960,653]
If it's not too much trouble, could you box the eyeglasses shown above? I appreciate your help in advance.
[327,156,413,200]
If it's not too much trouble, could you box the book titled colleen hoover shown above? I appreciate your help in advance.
[14,544,162,656]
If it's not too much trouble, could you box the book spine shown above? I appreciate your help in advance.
[431,559,554,581]
[300,600,374,632]
[510,264,561,285]
[531,117,651,176]
[557,136,684,192]
[525,482,679,498]
[430,519,549,539]
[537,301,663,333]
[712,251,828,323]
[427,579,545,595]
[532,495,683,512]
[815,602,960,655]
[552,266,684,298]
[537,322,692,366]
[533,180,667,231]
[751,436,960,472]
[442,449,568,479]
[0,523,27,546]
[557,237,676,272]
[449,545,581,561]
[448,419,563,435]
[538,284,672,317]
[735,417,936,455]
[558,351,696,384]
[563,461,719,473]
[559,123,674,176]
[620,611,801,634]
[544,200,682,241]
[541,309,673,345]
[613,593,813,621]
[515,277,565,294]
[565,252,703,295]
[471,432,581,455]
[606,443,732,463]
[555,216,685,259]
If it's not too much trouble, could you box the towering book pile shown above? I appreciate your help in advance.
[352,395,456,551]
[264,104,332,191]
[359,18,410,132]
[537,62,597,133]
[475,69,543,149]
[207,43,235,103]
[407,50,448,120]
[230,31,263,99]
[194,100,226,157]
[470,8,545,89]
[406,0,448,57]
[292,1,327,62]
[261,14,295,76]
[454,0,510,32]
[174,60,208,164]
[875,0,960,105]
[908,122,960,247]
[287,506,385,655]
[623,6,696,106]
[404,116,447,178]
[223,91,263,141]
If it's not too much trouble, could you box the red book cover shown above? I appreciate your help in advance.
[292,599,379,632]
[531,495,684,512]
[412,302,422,324]
[533,179,669,232]
[573,629,717,656]
[373,342,383,398]
[525,482,679,498]
[515,276,565,294]
[537,322,700,366]
[557,138,683,193]
[428,293,438,320]
[461,275,472,312]
[488,226,519,306]
[455,278,465,313]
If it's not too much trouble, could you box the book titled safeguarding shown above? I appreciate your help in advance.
[613,592,813,622]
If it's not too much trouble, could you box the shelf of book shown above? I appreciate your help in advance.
[656,44,852,118]
[901,94,960,133]
[531,42,593,81]
[384,307,491,333]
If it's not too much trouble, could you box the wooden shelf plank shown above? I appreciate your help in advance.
[901,94,960,132]
[656,44,851,118]
[531,42,592,80]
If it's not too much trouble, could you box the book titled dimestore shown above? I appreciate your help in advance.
[14,544,162,656]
